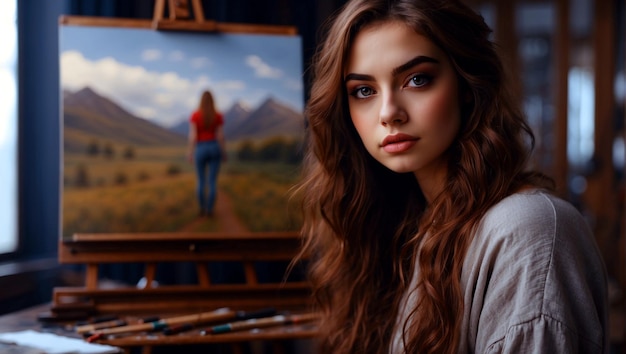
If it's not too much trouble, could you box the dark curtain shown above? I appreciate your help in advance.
[65,0,304,24]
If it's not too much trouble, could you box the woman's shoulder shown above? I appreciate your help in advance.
[479,189,588,240]
[488,188,570,215]
[467,188,597,273]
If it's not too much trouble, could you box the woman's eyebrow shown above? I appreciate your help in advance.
[344,55,440,83]
[392,55,439,76]
[344,73,374,83]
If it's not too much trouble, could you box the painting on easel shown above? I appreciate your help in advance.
[59,25,304,238]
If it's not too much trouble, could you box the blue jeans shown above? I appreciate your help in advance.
[194,140,221,213]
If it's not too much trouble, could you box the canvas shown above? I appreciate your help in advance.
[59,25,305,239]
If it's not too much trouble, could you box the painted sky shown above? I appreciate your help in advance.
[59,26,304,128]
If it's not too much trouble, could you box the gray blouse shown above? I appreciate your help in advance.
[390,190,608,353]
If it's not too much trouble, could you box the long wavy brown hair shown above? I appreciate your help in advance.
[198,90,217,127]
[295,0,553,353]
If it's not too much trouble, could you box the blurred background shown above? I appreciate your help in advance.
[0,0,624,351]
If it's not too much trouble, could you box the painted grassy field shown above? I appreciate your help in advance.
[62,146,302,239]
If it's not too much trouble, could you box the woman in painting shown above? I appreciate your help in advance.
[188,90,226,217]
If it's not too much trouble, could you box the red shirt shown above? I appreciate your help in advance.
[190,110,223,142]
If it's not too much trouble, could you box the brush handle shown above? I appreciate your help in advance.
[95,308,234,335]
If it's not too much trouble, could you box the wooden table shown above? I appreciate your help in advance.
[0,303,319,354]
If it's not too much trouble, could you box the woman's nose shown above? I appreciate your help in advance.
[379,92,407,126]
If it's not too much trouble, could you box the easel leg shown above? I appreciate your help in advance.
[153,0,165,21]
[191,0,205,22]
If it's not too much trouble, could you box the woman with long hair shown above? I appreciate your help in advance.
[188,90,226,217]
[296,0,608,352]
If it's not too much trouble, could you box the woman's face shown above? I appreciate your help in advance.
[345,20,461,191]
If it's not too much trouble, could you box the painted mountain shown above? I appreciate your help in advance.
[169,98,304,142]
[224,98,304,141]
[63,87,186,154]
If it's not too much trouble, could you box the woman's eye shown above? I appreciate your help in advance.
[350,86,375,99]
[407,74,432,88]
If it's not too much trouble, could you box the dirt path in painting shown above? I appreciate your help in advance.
[179,189,249,233]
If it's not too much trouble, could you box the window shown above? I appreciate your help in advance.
[0,0,18,255]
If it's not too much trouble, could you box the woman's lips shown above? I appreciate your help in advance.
[381,134,418,153]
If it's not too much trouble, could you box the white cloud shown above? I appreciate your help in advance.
[136,106,157,119]
[159,71,189,91]
[185,96,198,111]
[245,55,282,79]
[153,93,174,108]
[193,75,211,88]
[141,49,162,61]
[190,57,210,69]
[168,50,184,61]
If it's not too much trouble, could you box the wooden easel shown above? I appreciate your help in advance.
[152,0,216,31]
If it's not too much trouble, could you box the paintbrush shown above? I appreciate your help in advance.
[87,307,234,342]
